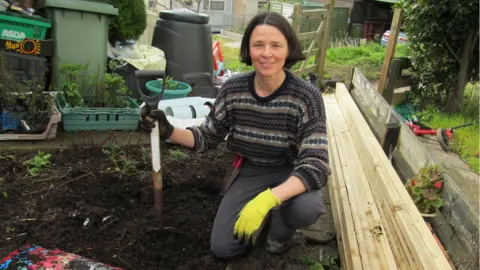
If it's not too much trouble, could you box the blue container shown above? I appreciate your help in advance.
[1,112,21,130]
[145,79,192,100]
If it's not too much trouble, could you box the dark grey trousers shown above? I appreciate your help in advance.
[210,160,326,260]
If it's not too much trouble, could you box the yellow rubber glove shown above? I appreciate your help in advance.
[233,188,281,245]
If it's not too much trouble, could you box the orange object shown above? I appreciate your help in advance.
[212,41,224,77]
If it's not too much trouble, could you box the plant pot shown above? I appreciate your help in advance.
[420,208,441,218]
[145,79,192,100]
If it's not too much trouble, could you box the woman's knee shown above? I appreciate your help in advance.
[285,190,326,226]
[210,232,249,260]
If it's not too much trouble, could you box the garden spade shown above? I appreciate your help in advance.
[135,70,167,227]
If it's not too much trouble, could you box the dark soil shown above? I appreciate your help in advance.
[0,143,233,269]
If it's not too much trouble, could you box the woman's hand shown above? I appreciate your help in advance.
[140,106,174,140]
[233,188,281,245]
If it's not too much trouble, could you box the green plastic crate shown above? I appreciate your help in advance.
[55,92,140,132]
[0,11,51,41]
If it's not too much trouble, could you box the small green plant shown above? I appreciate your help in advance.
[24,151,52,176]
[405,165,446,214]
[89,70,130,108]
[300,254,341,270]
[163,76,180,90]
[102,142,136,175]
[167,149,189,162]
[59,64,88,108]
[141,146,151,165]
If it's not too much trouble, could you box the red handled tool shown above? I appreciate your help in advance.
[405,121,472,151]
[220,154,244,195]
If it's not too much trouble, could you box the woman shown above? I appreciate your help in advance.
[141,11,330,260]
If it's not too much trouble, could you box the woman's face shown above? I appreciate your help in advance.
[249,24,289,78]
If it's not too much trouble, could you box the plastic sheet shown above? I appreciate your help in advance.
[0,245,122,270]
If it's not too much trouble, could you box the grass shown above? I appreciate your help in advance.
[324,42,407,81]
[417,83,479,174]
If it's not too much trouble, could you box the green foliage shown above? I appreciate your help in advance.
[24,151,52,176]
[164,76,181,90]
[109,0,147,42]
[417,95,480,174]
[400,0,479,110]
[59,63,131,108]
[167,149,189,162]
[300,254,341,270]
[88,71,131,108]
[405,165,446,214]
[102,142,136,175]
[59,64,87,108]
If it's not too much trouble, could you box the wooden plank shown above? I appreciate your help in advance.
[335,85,431,267]
[351,68,392,144]
[301,9,328,19]
[327,98,372,269]
[293,64,317,74]
[337,91,418,269]
[352,68,391,122]
[334,83,453,269]
[324,95,362,269]
[377,8,404,94]
[298,31,321,41]
[297,21,325,73]
[326,98,355,270]
[328,97,397,269]
[326,96,400,269]
[303,48,319,55]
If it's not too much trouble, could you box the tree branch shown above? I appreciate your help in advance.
[469,30,479,59]
[153,0,170,10]
[443,37,461,64]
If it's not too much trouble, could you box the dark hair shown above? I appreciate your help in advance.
[240,12,305,69]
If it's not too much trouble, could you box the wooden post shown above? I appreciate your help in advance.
[291,3,302,36]
[289,3,302,73]
[345,66,355,91]
[383,57,411,104]
[377,8,404,95]
[316,0,335,87]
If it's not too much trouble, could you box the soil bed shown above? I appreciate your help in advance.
[0,143,232,269]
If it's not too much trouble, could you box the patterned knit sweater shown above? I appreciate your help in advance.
[187,70,330,191]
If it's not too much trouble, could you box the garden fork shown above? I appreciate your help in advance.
[135,70,167,228]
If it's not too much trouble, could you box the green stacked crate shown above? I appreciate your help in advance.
[0,11,51,41]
